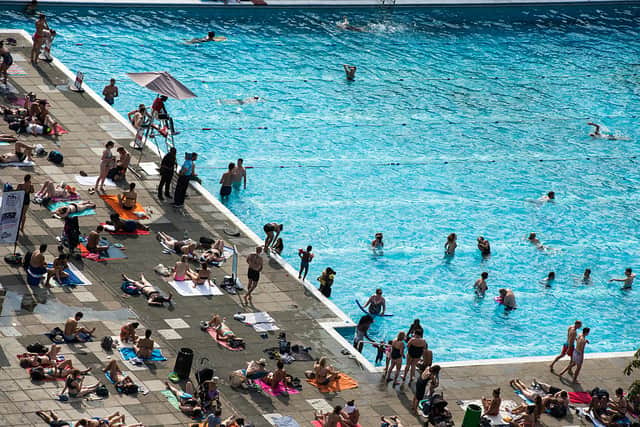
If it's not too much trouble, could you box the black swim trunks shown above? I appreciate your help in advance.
[16,151,26,162]
[220,186,232,197]
[247,268,260,282]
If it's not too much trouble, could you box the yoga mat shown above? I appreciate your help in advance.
[459,400,518,426]
[100,223,150,235]
[206,327,243,351]
[74,175,116,187]
[306,374,358,392]
[0,160,35,168]
[240,312,280,332]
[100,195,149,220]
[255,379,300,396]
[47,201,95,217]
[47,262,92,286]
[118,347,166,362]
[168,279,223,296]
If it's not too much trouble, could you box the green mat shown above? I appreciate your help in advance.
[160,390,181,410]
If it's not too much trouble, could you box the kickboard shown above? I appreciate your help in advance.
[355,299,393,317]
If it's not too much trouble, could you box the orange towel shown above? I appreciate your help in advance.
[306,373,358,392]
[100,195,149,220]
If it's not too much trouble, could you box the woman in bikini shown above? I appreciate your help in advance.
[121,273,173,306]
[19,344,61,368]
[30,360,90,381]
[103,360,136,389]
[51,201,96,218]
[95,140,115,192]
[31,14,49,63]
[0,40,13,86]
[119,322,139,343]
[386,332,405,386]
[306,357,340,385]
[0,141,34,163]
[207,314,242,342]
[157,231,197,256]
[173,255,192,281]
[61,369,101,398]
[191,262,211,287]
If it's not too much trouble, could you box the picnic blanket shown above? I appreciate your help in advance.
[47,201,95,217]
[569,391,592,404]
[206,327,243,351]
[238,312,280,332]
[47,262,92,286]
[0,160,35,168]
[118,347,166,362]
[100,194,149,220]
[306,373,358,392]
[100,223,150,236]
[459,400,518,426]
[255,379,300,396]
[168,279,223,296]
[74,175,116,187]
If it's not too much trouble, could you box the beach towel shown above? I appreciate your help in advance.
[206,327,243,351]
[168,279,223,296]
[78,239,128,261]
[255,379,300,396]
[100,223,150,235]
[100,195,149,220]
[311,422,360,427]
[239,312,280,332]
[513,390,535,405]
[7,64,27,75]
[54,124,69,135]
[47,262,92,286]
[459,400,518,426]
[161,390,205,420]
[44,327,92,344]
[47,201,95,217]
[0,160,35,168]
[264,415,300,427]
[569,391,592,404]
[74,175,116,187]
[306,374,358,392]
[118,347,166,362]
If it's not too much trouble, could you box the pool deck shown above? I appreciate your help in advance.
[0,29,638,427]
[3,0,640,8]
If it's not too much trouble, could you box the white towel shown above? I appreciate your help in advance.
[74,175,116,187]
[459,400,518,426]
[168,279,223,296]
[241,312,280,331]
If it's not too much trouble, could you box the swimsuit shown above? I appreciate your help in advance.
[572,349,583,365]
[16,151,26,162]
[391,346,402,360]
[220,185,232,196]
[368,301,383,315]
[561,342,574,356]
[408,344,424,359]
[1,51,13,68]
[174,274,186,281]
[248,267,260,281]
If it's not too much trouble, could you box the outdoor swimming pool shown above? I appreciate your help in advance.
[3,5,640,363]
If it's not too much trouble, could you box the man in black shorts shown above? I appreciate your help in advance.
[244,247,263,304]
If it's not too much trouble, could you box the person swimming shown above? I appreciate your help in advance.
[219,96,261,105]
[371,232,384,252]
[343,64,357,81]
[364,288,386,315]
[540,271,555,287]
[337,16,364,32]
[588,122,629,140]
[186,31,227,44]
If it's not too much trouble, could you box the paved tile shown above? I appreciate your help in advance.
[0,327,21,337]
[163,318,189,329]
[157,329,182,340]
[74,292,98,302]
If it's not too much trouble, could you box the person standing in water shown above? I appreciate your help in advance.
[477,236,491,257]
[550,320,582,373]
[444,233,457,256]
[372,233,384,251]
[232,158,247,190]
[541,272,556,287]
[219,162,234,198]
[364,288,386,315]
[343,64,357,81]
[609,268,635,289]
[102,78,119,106]
[298,245,314,281]
[474,272,489,297]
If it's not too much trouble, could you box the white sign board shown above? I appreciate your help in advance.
[0,190,25,244]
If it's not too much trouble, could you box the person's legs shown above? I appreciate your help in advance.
[48,344,61,359]
[185,381,195,395]
[572,361,583,383]
[264,231,274,249]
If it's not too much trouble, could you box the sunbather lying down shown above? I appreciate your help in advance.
[19,344,61,368]
[36,180,77,201]
[0,141,33,162]
[206,314,244,344]
[76,411,143,427]
[165,380,205,419]
[510,378,569,417]
[30,359,91,381]
[122,273,172,307]
[103,360,138,393]
[52,201,96,218]
[157,231,198,256]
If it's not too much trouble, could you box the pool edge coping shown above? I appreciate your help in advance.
[3,28,635,372]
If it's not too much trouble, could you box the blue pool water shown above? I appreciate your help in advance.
[2,5,640,362]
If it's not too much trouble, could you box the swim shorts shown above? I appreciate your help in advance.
[572,350,583,365]
[247,268,260,282]
[562,343,574,356]
[220,186,232,197]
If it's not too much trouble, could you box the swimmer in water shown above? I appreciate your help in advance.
[336,16,364,32]
[581,268,592,284]
[444,233,457,256]
[219,96,261,105]
[609,268,635,289]
[528,232,549,250]
[539,191,555,203]
[364,288,386,315]
[540,271,555,287]
[477,236,491,257]
[343,64,357,81]
[186,31,227,44]
[588,122,629,140]
[372,232,384,251]
[474,272,488,297]
[498,288,516,310]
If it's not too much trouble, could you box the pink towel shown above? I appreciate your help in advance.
[254,379,300,396]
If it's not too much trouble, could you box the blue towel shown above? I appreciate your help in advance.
[47,201,96,217]
[119,347,166,362]
[47,263,86,286]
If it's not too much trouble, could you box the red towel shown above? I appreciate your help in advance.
[206,328,243,351]
[54,124,69,135]
[569,391,592,404]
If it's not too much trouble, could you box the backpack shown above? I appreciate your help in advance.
[48,151,64,165]
[95,384,109,397]
[27,342,48,354]
[101,336,114,351]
